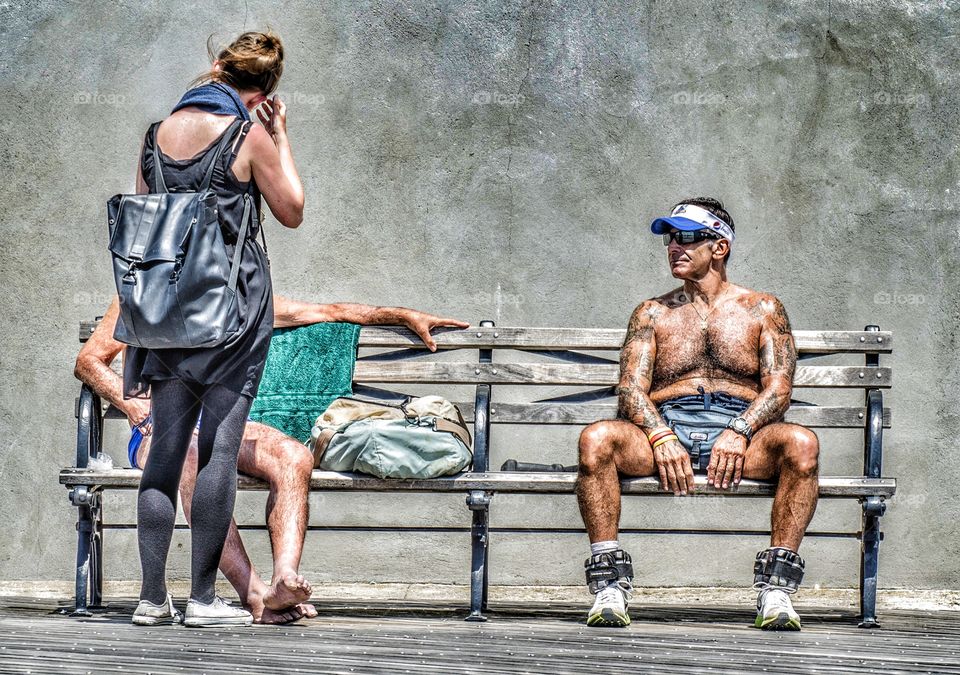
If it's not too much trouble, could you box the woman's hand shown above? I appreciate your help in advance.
[256,95,288,140]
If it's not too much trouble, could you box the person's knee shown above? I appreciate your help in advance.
[781,426,819,476]
[268,438,313,488]
[578,421,618,473]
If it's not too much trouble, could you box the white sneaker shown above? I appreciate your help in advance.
[183,596,253,628]
[132,593,182,626]
[755,587,801,630]
[587,581,633,627]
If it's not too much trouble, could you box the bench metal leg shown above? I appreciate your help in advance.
[71,502,94,617]
[90,501,104,608]
[859,497,884,628]
[465,491,491,622]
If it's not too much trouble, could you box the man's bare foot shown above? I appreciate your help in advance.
[297,602,318,619]
[262,574,312,611]
[245,591,304,625]
[258,605,304,625]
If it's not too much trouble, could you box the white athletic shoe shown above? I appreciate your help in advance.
[755,587,801,631]
[587,580,633,627]
[183,596,253,628]
[132,593,182,626]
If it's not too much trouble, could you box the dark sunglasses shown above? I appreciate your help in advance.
[662,230,721,246]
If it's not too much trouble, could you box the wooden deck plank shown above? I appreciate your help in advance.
[1,596,957,674]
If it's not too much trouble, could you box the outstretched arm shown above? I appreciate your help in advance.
[272,296,469,351]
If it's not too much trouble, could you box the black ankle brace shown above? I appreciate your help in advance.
[753,547,805,592]
[584,549,634,594]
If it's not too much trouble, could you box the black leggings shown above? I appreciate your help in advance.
[137,378,252,605]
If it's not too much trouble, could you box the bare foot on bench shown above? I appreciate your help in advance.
[297,602,318,619]
[263,574,312,611]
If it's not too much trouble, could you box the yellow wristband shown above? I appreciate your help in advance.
[651,434,679,449]
[646,427,673,443]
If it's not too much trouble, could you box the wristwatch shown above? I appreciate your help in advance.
[727,416,754,441]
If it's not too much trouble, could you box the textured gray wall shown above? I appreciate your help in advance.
[1,0,957,592]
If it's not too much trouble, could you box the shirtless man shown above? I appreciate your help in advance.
[75,295,468,624]
[576,197,819,631]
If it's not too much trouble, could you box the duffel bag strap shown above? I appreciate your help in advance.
[311,427,337,468]
[434,417,472,450]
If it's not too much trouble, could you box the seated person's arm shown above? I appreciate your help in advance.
[619,301,694,494]
[74,297,151,432]
[617,301,669,432]
[272,295,469,351]
[740,296,796,432]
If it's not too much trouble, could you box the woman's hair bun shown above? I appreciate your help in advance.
[193,30,285,96]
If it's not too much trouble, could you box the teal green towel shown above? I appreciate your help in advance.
[249,322,361,443]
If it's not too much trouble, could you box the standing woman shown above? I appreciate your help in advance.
[127,31,304,627]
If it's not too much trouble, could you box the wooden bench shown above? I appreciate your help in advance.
[61,320,895,625]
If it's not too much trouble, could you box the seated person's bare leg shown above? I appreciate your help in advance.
[740,422,820,551]
[234,423,315,614]
[576,419,657,543]
[575,419,658,627]
[139,436,305,624]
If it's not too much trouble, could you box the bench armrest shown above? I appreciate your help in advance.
[75,384,103,469]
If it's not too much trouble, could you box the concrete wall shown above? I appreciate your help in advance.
[1,0,957,592]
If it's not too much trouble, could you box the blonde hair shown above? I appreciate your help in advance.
[192,30,284,95]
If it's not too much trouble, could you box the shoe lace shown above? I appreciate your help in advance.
[755,585,794,613]
[597,579,634,604]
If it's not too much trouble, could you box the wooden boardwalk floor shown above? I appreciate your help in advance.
[1,596,958,674]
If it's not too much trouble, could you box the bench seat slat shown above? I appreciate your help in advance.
[102,402,890,428]
[353,362,892,388]
[59,468,896,498]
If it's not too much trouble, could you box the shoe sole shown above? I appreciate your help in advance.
[183,616,253,628]
[755,612,801,631]
[132,615,181,626]
[587,608,631,628]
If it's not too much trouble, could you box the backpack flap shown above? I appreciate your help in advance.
[108,192,216,266]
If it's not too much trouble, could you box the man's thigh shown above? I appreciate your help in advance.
[589,419,658,478]
[237,422,310,480]
[741,422,809,480]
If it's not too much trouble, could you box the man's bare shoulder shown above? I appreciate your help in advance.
[730,286,790,326]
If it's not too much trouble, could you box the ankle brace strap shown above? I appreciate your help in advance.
[584,549,633,594]
[753,547,804,592]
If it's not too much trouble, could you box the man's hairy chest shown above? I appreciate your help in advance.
[652,308,762,386]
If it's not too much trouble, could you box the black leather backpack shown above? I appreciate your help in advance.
[107,119,255,349]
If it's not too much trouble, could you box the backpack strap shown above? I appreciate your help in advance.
[228,192,253,291]
[199,119,244,192]
[149,123,168,194]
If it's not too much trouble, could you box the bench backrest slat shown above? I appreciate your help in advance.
[353,361,892,388]
[80,320,893,354]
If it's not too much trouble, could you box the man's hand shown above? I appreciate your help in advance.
[653,439,695,495]
[708,430,747,489]
[399,310,469,351]
[125,397,152,435]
